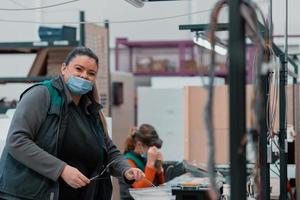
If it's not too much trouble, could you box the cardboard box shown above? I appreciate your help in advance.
[151,59,168,72]
[46,63,61,76]
[183,60,198,73]
[135,57,152,73]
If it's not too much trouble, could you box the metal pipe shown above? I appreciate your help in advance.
[279,0,288,198]
[0,77,52,84]
[284,0,288,60]
[104,20,112,117]
[279,54,288,200]
[269,0,273,43]
[259,73,270,200]
[80,11,85,46]
[229,0,246,199]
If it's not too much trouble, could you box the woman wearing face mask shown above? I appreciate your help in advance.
[119,124,165,200]
[0,47,144,200]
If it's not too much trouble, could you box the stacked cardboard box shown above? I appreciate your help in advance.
[151,59,168,72]
[46,48,70,76]
[182,60,198,73]
[135,57,169,73]
[135,57,152,73]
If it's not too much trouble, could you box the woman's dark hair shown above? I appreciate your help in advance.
[124,124,163,153]
[64,46,99,67]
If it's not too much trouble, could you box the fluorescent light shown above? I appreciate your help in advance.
[124,0,145,7]
[193,36,228,56]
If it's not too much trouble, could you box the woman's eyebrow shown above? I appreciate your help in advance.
[74,64,84,68]
[74,64,96,72]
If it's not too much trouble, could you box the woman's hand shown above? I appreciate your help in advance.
[60,165,90,189]
[155,151,164,173]
[124,168,145,181]
[146,146,159,167]
[156,151,163,162]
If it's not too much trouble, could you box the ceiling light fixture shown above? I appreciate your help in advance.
[193,34,227,56]
[124,0,185,8]
[124,0,145,8]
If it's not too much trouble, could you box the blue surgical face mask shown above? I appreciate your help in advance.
[140,146,147,159]
[66,76,93,95]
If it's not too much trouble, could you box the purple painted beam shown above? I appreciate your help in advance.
[115,37,198,75]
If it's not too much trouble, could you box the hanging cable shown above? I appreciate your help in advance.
[8,0,27,9]
[203,1,228,199]
[0,0,269,24]
[241,2,271,198]
[0,9,211,25]
[266,47,280,139]
[205,0,271,199]
[0,0,80,11]
[270,166,280,177]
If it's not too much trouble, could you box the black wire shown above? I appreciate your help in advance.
[8,0,27,9]
[274,162,280,173]
[272,137,285,152]
[0,9,211,25]
[270,167,280,177]
[0,0,80,11]
[111,9,212,24]
[0,0,268,24]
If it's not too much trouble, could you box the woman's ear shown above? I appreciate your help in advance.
[61,63,67,75]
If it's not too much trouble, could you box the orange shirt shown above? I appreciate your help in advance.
[127,159,165,188]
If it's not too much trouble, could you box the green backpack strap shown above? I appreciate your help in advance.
[124,152,145,171]
[40,80,63,115]
[20,80,63,115]
[19,79,63,115]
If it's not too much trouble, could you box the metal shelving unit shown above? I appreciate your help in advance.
[179,6,298,200]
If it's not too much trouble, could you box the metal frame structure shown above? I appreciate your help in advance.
[0,41,79,53]
[0,41,79,84]
[104,20,112,117]
[179,9,298,200]
[258,21,298,200]
[179,18,247,199]
[0,11,85,84]
[0,77,52,84]
[228,1,247,199]
[266,25,298,200]
[80,11,85,46]
[259,73,270,200]
[126,0,299,198]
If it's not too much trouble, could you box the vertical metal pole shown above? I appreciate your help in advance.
[104,20,112,117]
[268,0,273,43]
[115,39,120,71]
[279,0,288,199]
[80,11,85,46]
[279,53,288,200]
[259,74,270,200]
[296,84,300,200]
[284,0,288,61]
[229,0,246,199]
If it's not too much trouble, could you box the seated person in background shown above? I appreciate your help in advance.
[119,124,165,200]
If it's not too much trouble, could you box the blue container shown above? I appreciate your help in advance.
[38,26,76,42]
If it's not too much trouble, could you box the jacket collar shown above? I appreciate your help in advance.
[51,75,73,104]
